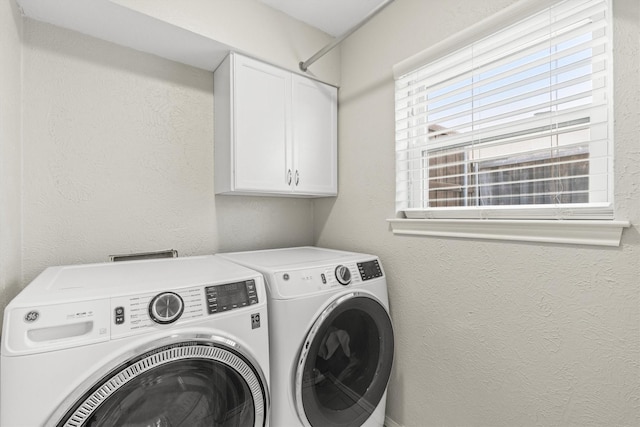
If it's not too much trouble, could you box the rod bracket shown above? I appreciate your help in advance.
[298,0,394,72]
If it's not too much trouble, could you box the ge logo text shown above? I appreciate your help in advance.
[24,311,39,323]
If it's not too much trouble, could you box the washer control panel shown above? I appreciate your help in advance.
[205,280,258,314]
[110,279,259,338]
[112,287,203,334]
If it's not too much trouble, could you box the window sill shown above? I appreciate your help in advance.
[387,218,630,247]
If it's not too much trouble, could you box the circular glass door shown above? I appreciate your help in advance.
[54,339,268,427]
[295,293,394,427]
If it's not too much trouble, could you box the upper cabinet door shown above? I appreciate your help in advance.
[233,55,291,193]
[291,75,338,196]
[214,52,337,197]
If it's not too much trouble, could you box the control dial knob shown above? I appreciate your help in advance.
[335,265,352,286]
[149,292,184,324]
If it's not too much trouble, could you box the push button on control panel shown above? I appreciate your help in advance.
[246,280,259,305]
[114,306,125,325]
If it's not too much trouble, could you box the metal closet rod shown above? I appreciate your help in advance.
[299,0,395,72]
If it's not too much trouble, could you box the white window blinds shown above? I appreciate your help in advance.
[394,0,613,220]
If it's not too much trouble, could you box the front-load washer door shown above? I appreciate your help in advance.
[50,337,269,427]
[295,292,394,427]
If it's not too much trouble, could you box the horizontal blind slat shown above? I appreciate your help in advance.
[397,7,607,97]
[396,101,607,148]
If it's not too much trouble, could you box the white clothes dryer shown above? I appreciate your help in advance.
[218,247,394,427]
[1,256,270,427]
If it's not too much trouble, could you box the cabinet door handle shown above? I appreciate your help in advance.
[287,169,292,185]
[295,170,300,186]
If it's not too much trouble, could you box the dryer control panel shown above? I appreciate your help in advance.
[357,260,383,281]
[273,258,384,299]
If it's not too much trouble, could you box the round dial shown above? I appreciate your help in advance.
[149,292,184,324]
[335,265,352,286]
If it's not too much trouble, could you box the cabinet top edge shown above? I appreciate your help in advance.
[220,51,340,90]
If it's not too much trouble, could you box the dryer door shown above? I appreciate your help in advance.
[51,337,269,427]
[295,292,394,427]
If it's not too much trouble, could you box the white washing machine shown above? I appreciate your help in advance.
[218,247,394,427]
[1,255,270,427]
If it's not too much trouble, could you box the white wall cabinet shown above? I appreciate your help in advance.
[214,53,337,197]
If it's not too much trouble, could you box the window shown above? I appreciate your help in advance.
[394,0,613,221]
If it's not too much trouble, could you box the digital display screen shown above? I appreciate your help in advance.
[206,280,257,314]
[217,282,249,308]
[358,260,383,281]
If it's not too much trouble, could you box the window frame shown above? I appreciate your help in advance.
[388,0,629,246]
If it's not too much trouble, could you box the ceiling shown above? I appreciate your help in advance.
[259,0,388,37]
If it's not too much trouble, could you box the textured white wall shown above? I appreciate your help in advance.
[16,0,337,286]
[315,0,640,426]
[0,0,23,311]
[110,0,340,86]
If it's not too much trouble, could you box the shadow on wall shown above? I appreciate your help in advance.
[312,73,395,248]
[23,19,210,92]
[214,195,315,253]
[621,224,640,246]
[338,74,392,110]
[0,0,25,317]
[312,196,337,243]
[384,358,405,427]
